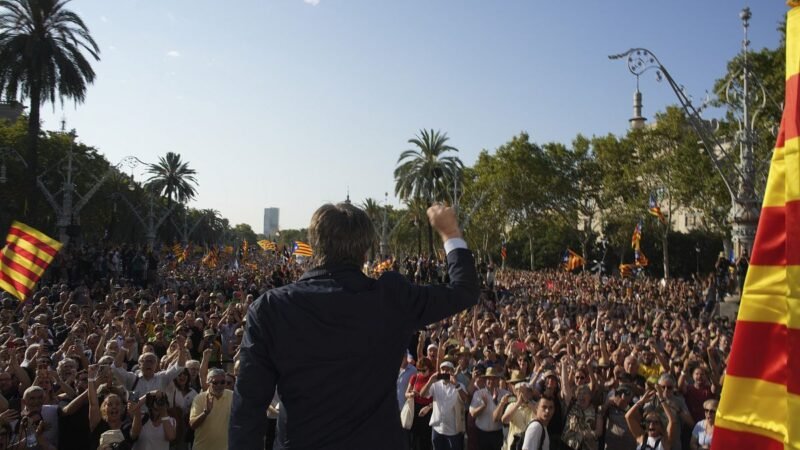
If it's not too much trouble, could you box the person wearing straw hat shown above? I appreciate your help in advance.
[420,361,469,450]
[469,367,509,450]
[502,381,538,450]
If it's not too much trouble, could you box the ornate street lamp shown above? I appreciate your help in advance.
[609,7,765,258]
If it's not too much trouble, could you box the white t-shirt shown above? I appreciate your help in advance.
[133,416,175,450]
[429,380,464,435]
[469,388,509,432]
[522,420,549,450]
[692,420,712,448]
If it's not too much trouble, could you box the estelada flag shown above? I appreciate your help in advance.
[0,222,62,300]
[712,4,800,449]
[293,241,313,257]
[648,193,667,225]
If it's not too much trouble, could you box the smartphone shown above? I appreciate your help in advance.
[437,373,449,381]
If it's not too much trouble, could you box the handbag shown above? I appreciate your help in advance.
[400,397,414,430]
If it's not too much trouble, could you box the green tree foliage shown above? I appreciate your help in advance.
[0,0,100,215]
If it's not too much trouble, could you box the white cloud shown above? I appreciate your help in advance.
[304,0,320,5]
[166,50,181,57]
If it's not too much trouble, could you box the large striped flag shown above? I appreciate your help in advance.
[712,5,800,449]
[0,222,62,300]
[293,241,313,257]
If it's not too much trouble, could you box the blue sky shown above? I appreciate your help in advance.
[39,1,788,231]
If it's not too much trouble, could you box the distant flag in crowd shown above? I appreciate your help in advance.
[172,243,183,259]
[242,240,249,260]
[293,241,313,257]
[631,220,642,250]
[179,244,190,263]
[201,246,218,268]
[563,249,584,272]
[712,5,800,449]
[634,248,649,267]
[0,222,62,300]
[501,242,507,261]
[648,193,667,225]
[257,240,277,251]
[223,245,234,256]
[619,264,634,278]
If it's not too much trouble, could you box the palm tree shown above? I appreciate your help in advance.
[0,0,100,216]
[394,129,462,258]
[361,197,382,261]
[145,152,198,205]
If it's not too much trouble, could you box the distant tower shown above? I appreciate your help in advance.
[263,208,280,237]
[630,78,647,130]
[344,186,351,205]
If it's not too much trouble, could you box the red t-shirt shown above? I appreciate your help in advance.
[410,373,433,406]
[685,383,713,422]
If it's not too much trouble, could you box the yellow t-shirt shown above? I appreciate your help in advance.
[190,390,233,450]
[506,402,536,449]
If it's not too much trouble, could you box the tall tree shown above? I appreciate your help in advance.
[360,197,382,260]
[394,129,462,257]
[0,0,100,218]
[145,152,198,205]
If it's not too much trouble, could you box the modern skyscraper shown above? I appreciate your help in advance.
[263,208,280,237]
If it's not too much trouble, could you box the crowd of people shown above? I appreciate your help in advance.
[0,239,737,450]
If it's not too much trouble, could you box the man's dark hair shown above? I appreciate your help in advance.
[308,203,376,267]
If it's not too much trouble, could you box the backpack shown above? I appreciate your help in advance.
[512,419,547,450]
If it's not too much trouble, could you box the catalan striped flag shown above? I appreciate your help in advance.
[712,6,800,449]
[293,241,313,257]
[242,240,249,260]
[0,222,62,300]
[500,242,507,261]
[257,240,277,251]
[648,193,667,225]
[172,243,183,259]
[631,220,642,250]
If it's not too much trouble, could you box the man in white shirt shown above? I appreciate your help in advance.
[469,367,508,450]
[113,337,187,403]
[420,361,468,450]
[522,395,556,450]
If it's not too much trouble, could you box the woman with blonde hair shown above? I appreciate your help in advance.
[690,399,718,450]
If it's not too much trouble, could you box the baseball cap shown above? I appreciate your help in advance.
[439,361,455,371]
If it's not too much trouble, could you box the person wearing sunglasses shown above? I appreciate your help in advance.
[189,368,232,450]
[689,399,717,450]
[625,390,677,450]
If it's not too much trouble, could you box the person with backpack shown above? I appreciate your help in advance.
[521,394,556,450]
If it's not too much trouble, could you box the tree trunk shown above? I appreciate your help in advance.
[25,87,41,223]
[416,223,422,256]
[662,229,670,280]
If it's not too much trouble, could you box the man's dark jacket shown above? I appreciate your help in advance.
[230,248,479,449]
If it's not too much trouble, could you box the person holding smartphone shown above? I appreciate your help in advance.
[419,361,469,450]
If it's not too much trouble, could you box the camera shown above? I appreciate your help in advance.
[436,373,450,381]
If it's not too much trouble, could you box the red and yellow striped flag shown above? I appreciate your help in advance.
[0,222,62,300]
[712,5,800,449]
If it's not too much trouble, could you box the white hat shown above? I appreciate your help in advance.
[439,361,455,370]
[98,430,125,446]
[427,344,438,351]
